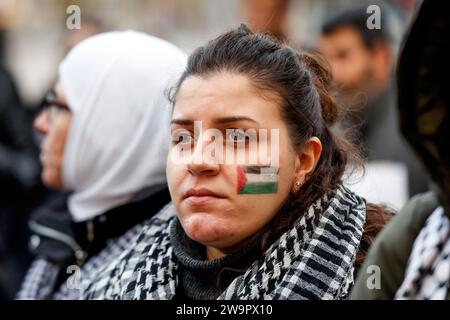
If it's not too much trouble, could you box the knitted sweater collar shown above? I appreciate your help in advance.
[170,218,259,299]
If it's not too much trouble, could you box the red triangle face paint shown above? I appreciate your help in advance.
[237,165,248,193]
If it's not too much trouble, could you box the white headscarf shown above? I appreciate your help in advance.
[59,31,186,222]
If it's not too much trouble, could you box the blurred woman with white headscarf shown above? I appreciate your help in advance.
[17,31,186,299]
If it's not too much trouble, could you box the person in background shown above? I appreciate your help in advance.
[1,16,106,301]
[318,4,428,209]
[0,27,41,300]
[16,31,186,299]
[0,28,5,62]
[63,17,104,54]
[242,0,290,41]
[351,0,450,300]
[31,16,105,124]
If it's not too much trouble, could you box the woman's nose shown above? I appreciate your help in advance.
[187,161,220,177]
[33,110,50,135]
[187,136,220,176]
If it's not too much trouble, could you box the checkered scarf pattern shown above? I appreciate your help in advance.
[396,207,450,300]
[83,184,366,300]
[16,222,144,300]
[16,258,60,300]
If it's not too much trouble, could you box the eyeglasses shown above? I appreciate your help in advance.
[40,90,71,123]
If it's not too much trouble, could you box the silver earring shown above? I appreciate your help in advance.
[294,180,302,192]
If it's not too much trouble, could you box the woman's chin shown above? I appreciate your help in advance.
[181,213,233,245]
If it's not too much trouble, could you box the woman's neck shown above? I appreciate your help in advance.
[206,233,260,260]
[206,246,226,260]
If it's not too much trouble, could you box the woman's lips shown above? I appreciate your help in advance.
[184,187,226,205]
[185,195,222,206]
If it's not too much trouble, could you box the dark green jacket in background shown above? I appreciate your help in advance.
[350,192,450,299]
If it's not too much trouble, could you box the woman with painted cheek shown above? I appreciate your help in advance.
[167,74,317,258]
[83,25,392,300]
[17,31,186,300]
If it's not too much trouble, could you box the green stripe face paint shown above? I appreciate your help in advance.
[237,166,279,194]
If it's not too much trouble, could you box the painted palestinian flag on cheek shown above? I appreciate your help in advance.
[236,166,279,194]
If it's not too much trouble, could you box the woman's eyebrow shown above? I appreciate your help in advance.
[170,119,194,126]
[214,116,259,125]
[170,116,259,126]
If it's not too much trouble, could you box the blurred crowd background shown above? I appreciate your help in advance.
[1,0,424,300]
[1,0,415,104]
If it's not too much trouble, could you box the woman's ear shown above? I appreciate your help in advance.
[293,137,322,186]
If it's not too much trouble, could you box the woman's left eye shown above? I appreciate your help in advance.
[226,129,246,143]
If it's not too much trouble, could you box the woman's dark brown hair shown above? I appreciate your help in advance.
[169,24,392,273]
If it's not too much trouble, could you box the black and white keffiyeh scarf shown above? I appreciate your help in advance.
[83,184,366,300]
[395,206,450,300]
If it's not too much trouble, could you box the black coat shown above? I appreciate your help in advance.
[0,65,41,299]
[0,65,41,203]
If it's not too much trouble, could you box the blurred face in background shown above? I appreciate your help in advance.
[34,83,72,189]
[319,26,392,106]
[242,0,289,41]
[167,72,321,260]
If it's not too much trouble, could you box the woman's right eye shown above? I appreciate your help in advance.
[172,131,193,145]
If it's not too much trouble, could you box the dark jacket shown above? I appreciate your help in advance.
[0,65,40,202]
[0,65,41,299]
[350,191,448,299]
